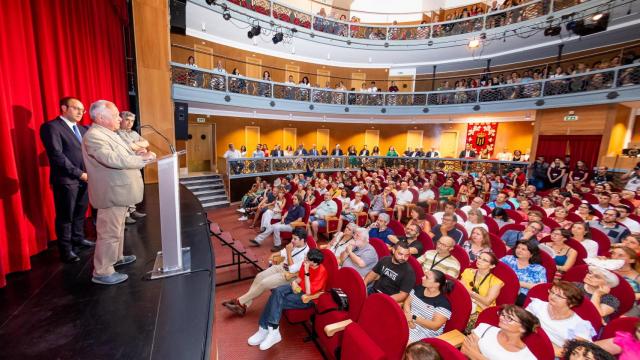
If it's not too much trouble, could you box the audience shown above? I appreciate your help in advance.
[501,239,547,305]
[418,236,461,278]
[461,252,504,328]
[432,213,464,245]
[364,241,416,303]
[339,227,379,277]
[462,227,492,262]
[403,269,453,342]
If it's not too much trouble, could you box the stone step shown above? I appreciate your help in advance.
[202,200,230,209]
[180,177,223,185]
[198,194,228,202]
[183,182,224,190]
[192,188,226,196]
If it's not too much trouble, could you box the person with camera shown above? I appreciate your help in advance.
[621,164,640,192]
[222,228,310,316]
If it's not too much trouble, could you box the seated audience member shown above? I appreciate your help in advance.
[250,186,279,228]
[595,320,640,360]
[368,212,395,245]
[501,240,547,305]
[336,191,365,231]
[403,270,453,342]
[592,193,613,214]
[339,227,379,277]
[432,213,464,244]
[575,202,597,221]
[309,192,338,239]
[542,228,578,278]
[574,265,620,321]
[464,209,488,235]
[461,252,504,327]
[223,228,310,316]
[462,304,539,360]
[404,341,442,360]
[516,199,531,220]
[248,249,328,350]
[334,187,350,207]
[395,181,415,220]
[491,207,515,229]
[551,207,574,230]
[407,206,432,235]
[325,222,356,258]
[611,246,640,303]
[364,241,416,303]
[541,196,557,216]
[614,234,640,254]
[368,186,393,221]
[571,222,599,258]
[487,192,511,210]
[417,182,436,208]
[589,209,631,244]
[256,194,306,252]
[463,227,492,262]
[502,220,544,248]
[525,281,597,355]
[616,204,640,234]
[388,223,425,257]
[417,236,461,278]
[460,197,488,216]
[563,339,616,360]
[433,201,464,225]
[438,179,456,205]
[524,210,552,239]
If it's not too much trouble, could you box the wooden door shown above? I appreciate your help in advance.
[187,123,212,172]
[283,128,297,150]
[245,57,262,79]
[245,126,260,151]
[407,130,424,150]
[365,129,380,148]
[439,131,459,158]
[317,129,330,150]
[285,65,300,83]
[194,44,213,69]
[317,69,331,88]
[351,72,366,90]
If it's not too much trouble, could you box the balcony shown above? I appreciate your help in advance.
[171,62,640,116]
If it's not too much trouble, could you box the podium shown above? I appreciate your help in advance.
[150,150,192,280]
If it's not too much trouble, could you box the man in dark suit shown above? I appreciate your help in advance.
[308,144,319,156]
[294,144,307,156]
[331,144,343,156]
[459,144,477,158]
[359,145,370,156]
[271,145,284,157]
[426,147,440,158]
[40,97,95,263]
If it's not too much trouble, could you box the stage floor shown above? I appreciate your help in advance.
[0,185,214,360]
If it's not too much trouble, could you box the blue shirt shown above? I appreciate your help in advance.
[369,227,395,245]
[487,201,511,210]
[284,205,305,224]
[501,230,540,248]
[501,255,547,295]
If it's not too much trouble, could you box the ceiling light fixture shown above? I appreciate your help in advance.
[272,32,284,44]
[468,39,480,48]
[247,24,261,39]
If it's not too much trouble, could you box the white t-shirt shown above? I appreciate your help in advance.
[577,239,599,258]
[464,221,489,236]
[619,217,640,234]
[223,149,241,159]
[472,323,536,360]
[396,189,414,206]
[347,199,365,213]
[460,205,488,216]
[525,298,596,347]
[625,176,640,192]
[279,244,309,273]
[433,212,465,225]
[418,189,435,202]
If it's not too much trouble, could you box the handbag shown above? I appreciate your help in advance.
[329,288,349,311]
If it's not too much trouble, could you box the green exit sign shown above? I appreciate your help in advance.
[564,115,578,121]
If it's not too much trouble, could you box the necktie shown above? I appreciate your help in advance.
[72,125,82,142]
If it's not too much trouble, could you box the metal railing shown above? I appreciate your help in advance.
[171,62,640,107]
[225,155,530,179]
[221,0,582,41]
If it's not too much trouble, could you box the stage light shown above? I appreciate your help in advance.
[592,13,604,21]
[222,10,231,21]
[247,25,261,39]
[544,25,561,36]
[272,32,283,44]
[468,39,480,48]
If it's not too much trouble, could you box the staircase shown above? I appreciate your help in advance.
[180,174,229,210]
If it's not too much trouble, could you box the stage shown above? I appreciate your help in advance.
[0,184,215,359]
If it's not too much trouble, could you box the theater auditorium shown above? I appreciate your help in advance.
[2,0,640,359]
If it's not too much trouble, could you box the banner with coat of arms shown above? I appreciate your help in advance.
[465,123,498,157]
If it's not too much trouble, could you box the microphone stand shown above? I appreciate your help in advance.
[140,124,176,154]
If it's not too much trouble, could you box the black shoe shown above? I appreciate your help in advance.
[270,245,283,253]
[249,240,261,247]
[61,251,80,264]
[74,239,96,248]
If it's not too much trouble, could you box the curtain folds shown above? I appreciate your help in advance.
[536,135,603,172]
[0,0,128,287]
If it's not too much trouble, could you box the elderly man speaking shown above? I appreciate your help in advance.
[83,100,156,285]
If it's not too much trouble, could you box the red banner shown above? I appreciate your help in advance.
[465,123,499,158]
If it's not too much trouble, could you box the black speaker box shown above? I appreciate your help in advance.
[174,102,189,140]
[170,0,186,34]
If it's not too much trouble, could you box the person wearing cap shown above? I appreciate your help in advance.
[574,265,621,322]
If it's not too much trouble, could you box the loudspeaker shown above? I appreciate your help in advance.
[174,102,189,140]
[170,0,186,34]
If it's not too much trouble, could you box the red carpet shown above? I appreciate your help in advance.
[208,206,324,359]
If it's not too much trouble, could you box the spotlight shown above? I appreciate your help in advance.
[222,10,231,21]
[272,32,283,44]
[544,25,561,36]
[247,25,261,39]
[468,39,480,48]
[572,13,609,36]
[592,13,604,21]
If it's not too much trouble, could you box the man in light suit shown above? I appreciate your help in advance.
[40,97,95,264]
[83,100,155,285]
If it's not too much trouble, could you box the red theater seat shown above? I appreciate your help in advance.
[369,237,391,259]
[421,338,466,360]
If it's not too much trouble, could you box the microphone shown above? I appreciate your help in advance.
[140,124,176,154]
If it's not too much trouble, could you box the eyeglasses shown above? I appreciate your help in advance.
[498,311,520,325]
[67,105,86,114]
[549,289,567,299]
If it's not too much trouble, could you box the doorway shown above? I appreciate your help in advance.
[439,131,458,157]
[187,123,213,172]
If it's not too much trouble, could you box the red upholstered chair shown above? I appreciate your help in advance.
[403,188,420,219]
[335,294,409,360]
[421,338,466,360]
[475,306,555,360]
[481,204,492,216]
[455,209,468,222]
[524,283,603,334]
[385,192,397,217]
[561,264,636,320]
[284,249,338,324]
[539,235,588,267]
[589,228,612,257]
[599,316,640,340]
[454,223,469,242]
[417,231,434,252]
[369,237,391,259]
[505,209,524,224]
[306,235,318,249]
[356,195,371,227]
[542,217,561,230]
[279,202,311,243]
[484,216,501,235]
[408,256,424,286]
[317,199,341,239]
[470,260,519,306]
[451,244,470,274]
[506,247,556,283]
[498,223,525,238]
[387,219,406,237]
[530,204,548,218]
[444,275,472,333]
[582,193,599,204]
[488,233,507,259]
[566,212,585,223]
[425,213,438,228]
[313,267,367,360]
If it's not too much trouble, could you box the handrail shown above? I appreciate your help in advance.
[223,155,530,179]
[171,62,640,107]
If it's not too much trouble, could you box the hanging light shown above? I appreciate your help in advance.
[468,39,480,48]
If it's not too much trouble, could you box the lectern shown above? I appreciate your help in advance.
[150,150,192,279]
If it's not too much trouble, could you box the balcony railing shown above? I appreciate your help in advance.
[221,0,585,41]
[171,62,640,108]
[225,155,529,179]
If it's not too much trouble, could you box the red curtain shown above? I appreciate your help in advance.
[0,0,128,287]
[568,135,602,170]
[535,135,570,162]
